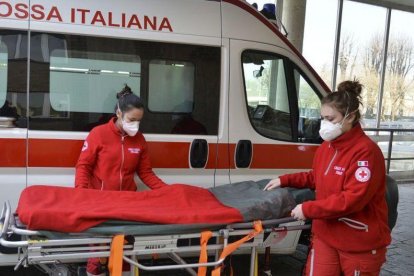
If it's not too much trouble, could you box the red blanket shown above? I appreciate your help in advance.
[17,185,243,232]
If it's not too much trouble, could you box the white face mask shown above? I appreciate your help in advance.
[319,119,343,141]
[118,104,140,136]
[319,106,355,141]
[121,119,140,136]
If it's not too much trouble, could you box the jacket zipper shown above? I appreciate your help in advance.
[338,217,369,232]
[120,136,125,191]
[324,145,338,175]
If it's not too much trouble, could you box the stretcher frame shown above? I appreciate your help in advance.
[0,201,310,276]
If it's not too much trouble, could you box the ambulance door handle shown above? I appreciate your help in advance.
[235,140,252,168]
[190,139,208,168]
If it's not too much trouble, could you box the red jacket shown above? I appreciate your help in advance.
[75,118,167,191]
[280,123,391,252]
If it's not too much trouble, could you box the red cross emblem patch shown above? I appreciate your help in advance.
[82,141,88,152]
[355,167,371,182]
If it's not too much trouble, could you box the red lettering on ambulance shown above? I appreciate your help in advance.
[91,10,106,26]
[31,4,45,20]
[144,16,156,30]
[159,17,172,32]
[77,9,90,24]
[108,12,120,27]
[47,6,62,22]
[127,15,142,29]
[70,8,75,23]
[15,3,29,19]
[0,2,12,17]
[121,13,126,27]
[0,3,174,33]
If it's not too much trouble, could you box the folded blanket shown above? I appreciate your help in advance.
[17,181,297,233]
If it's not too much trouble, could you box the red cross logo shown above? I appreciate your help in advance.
[359,170,368,178]
[355,167,371,182]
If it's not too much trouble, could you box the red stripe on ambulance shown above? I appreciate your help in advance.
[0,139,26,167]
[6,139,319,169]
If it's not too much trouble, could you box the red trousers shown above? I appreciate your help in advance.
[87,257,130,275]
[304,236,387,276]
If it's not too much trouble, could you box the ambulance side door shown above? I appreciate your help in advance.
[0,2,29,210]
[23,31,222,189]
[228,39,322,183]
[0,0,30,265]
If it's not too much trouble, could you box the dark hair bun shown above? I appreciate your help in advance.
[116,84,133,99]
[337,80,363,98]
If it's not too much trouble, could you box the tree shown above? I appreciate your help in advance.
[338,33,359,82]
[362,34,383,118]
[385,35,414,120]
[363,33,414,121]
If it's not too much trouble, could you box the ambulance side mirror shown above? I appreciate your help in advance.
[253,66,265,78]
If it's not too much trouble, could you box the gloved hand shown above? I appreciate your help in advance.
[263,178,281,191]
[291,204,306,220]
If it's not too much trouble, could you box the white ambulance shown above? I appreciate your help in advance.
[0,0,329,265]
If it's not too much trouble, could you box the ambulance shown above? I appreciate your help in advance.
[0,0,329,265]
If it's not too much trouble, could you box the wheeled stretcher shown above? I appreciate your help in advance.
[0,180,314,276]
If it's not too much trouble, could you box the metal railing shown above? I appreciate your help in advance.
[364,128,414,174]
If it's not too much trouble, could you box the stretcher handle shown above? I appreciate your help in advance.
[0,202,5,223]
[123,255,225,271]
[0,202,27,247]
[0,202,32,247]
[0,237,29,248]
[10,225,40,236]
[1,201,11,238]
[265,224,311,233]
[1,201,39,235]
[228,217,297,230]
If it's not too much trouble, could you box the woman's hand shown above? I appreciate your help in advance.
[291,204,306,221]
[263,178,281,191]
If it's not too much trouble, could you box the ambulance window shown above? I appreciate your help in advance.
[0,42,7,107]
[28,33,220,133]
[49,50,140,114]
[0,32,28,126]
[295,70,322,143]
[242,51,292,141]
[148,60,194,113]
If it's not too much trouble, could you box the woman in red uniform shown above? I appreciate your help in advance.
[75,85,167,275]
[264,80,391,276]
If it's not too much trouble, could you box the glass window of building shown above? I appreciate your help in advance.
[303,0,338,88]
[337,1,386,126]
[382,10,414,127]
[381,10,414,172]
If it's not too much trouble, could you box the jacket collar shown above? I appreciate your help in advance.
[329,122,365,149]
[108,117,124,136]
